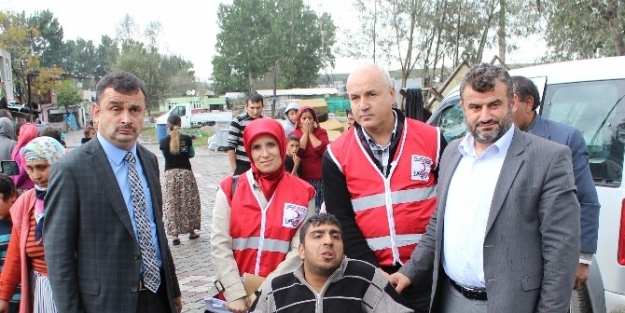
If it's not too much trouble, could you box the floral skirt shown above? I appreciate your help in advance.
[163,168,202,236]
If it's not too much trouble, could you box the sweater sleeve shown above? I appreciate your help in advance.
[312,129,329,156]
[227,118,242,150]
[249,277,276,313]
[0,222,21,300]
[322,152,379,267]
[367,266,414,313]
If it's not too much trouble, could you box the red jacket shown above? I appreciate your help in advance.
[292,127,328,180]
[220,173,314,277]
[327,119,439,266]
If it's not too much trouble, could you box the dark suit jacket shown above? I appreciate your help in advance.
[531,115,600,253]
[44,138,181,313]
[399,128,580,313]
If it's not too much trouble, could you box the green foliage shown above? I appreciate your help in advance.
[163,55,195,97]
[346,0,541,89]
[62,38,98,77]
[56,79,84,107]
[541,0,625,60]
[271,0,336,88]
[114,40,161,112]
[27,9,64,68]
[0,11,33,99]
[94,35,120,82]
[212,0,337,93]
[114,38,195,114]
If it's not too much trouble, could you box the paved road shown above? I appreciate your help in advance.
[65,130,227,312]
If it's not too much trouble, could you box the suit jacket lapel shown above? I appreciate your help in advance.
[485,129,527,235]
[87,139,136,239]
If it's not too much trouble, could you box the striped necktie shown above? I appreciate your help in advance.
[125,151,161,293]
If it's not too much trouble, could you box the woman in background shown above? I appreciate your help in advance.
[0,136,66,313]
[290,106,329,212]
[159,115,201,245]
[11,124,38,195]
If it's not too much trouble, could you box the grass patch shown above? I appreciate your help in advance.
[140,126,214,147]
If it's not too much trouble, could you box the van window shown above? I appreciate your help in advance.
[542,79,625,186]
[437,96,467,142]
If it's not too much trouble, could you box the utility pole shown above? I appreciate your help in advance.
[27,73,33,122]
[271,61,277,118]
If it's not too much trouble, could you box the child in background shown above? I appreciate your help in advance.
[39,127,66,148]
[282,102,300,137]
[284,134,302,177]
[346,109,355,130]
[81,126,96,144]
[0,174,19,313]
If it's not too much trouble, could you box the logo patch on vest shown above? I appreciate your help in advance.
[282,203,307,228]
[411,155,432,181]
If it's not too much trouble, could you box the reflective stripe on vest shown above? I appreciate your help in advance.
[366,234,423,251]
[329,119,439,266]
[351,187,437,213]
[232,237,291,254]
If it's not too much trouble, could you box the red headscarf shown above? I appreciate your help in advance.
[243,118,287,200]
[12,123,39,160]
[295,106,319,128]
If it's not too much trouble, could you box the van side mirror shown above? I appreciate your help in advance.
[1,160,19,176]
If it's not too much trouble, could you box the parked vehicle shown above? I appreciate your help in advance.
[156,103,232,128]
[427,56,625,313]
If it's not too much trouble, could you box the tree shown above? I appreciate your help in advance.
[542,0,625,60]
[30,66,64,104]
[213,0,274,93]
[211,55,247,94]
[270,0,337,88]
[27,9,64,68]
[212,0,336,92]
[163,55,195,97]
[115,40,161,111]
[61,38,97,77]
[116,14,140,44]
[95,35,120,82]
[56,79,84,107]
[0,10,68,105]
[0,11,34,101]
[348,0,437,94]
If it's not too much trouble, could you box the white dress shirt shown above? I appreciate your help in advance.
[442,126,515,288]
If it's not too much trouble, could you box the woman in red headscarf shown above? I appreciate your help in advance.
[210,118,315,313]
[290,106,329,213]
[11,124,39,194]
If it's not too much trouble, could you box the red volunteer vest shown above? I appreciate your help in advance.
[220,171,315,277]
[328,119,439,266]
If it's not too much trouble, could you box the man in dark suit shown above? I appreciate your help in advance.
[44,72,182,313]
[512,75,600,290]
[389,63,580,312]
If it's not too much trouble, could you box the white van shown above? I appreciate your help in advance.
[427,56,625,313]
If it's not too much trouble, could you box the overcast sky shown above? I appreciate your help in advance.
[1,0,546,81]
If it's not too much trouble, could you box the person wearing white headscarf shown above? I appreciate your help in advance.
[0,136,65,313]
